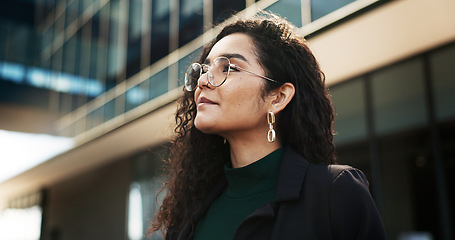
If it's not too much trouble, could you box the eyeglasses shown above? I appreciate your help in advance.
[184,56,280,91]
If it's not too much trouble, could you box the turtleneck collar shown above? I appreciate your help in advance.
[224,148,284,198]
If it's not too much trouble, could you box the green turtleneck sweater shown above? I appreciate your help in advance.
[194,148,284,240]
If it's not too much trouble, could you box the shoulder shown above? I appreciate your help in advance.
[306,163,369,188]
[303,164,373,208]
[316,165,387,239]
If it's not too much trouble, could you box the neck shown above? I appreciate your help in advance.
[225,131,282,168]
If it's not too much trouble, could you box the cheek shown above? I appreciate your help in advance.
[223,86,264,113]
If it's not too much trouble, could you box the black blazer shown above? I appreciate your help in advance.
[168,147,387,240]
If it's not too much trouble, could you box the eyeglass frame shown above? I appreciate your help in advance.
[184,56,280,91]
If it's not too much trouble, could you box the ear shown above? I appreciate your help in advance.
[269,82,295,114]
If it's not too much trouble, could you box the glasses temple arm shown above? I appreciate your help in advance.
[230,64,280,83]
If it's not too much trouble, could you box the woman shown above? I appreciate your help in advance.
[150,14,387,240]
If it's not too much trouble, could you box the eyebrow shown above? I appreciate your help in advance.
[204,53,249,64]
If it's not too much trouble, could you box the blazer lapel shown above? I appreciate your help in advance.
[275,147,309,202]
[232,147,310,239]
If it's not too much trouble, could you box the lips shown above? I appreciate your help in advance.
[198,96,217,106]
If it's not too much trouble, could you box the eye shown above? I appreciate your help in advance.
[221,63,231,73]
[201,65,209,74]
[229,64,240,72]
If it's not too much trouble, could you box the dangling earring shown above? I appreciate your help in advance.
[267,112,276,143]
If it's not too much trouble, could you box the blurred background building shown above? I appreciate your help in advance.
[0,0,454,239]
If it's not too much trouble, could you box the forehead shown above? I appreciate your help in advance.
[206,33,256,62]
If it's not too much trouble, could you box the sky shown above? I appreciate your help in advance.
[0,129,74,183]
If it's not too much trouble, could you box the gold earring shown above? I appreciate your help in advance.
[267,112,276,143]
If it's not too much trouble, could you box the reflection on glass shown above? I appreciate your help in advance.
[66,0,78,28]
[104,98,115,122]
[311,0,356,21]
[126,0,143,78]
[126,84,149,112]
[5,24,31,65]
[62,38,77,75]
[86,106,104,131]
[128,183,143,240]
[429,44,455,121]
[213,0,245,25]
[81,0,93,15]
[331,78,367,144]
[90,19,100,81]
[42,27,53,52]
[265,0,303,28]
[0,206,42,240]
[179,0,203,47]
[27,67,51,87]
[0,62,25,83]
[371,58,428,134]
[106,0,121,91]
[117,93,126,117]
[151,0,170,64]
[97,4,110,94]
[150,68,169,99]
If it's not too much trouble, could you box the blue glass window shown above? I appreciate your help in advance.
[179,0,203,47]
[265,0,303,28]
[150,68,169,99]
[126,0,143,78]
[311,0,356,21]
[150,0,170,64]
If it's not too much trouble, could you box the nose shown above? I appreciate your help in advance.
[197,71,213,89]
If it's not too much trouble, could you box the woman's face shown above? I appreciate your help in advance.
[193,33,271,139]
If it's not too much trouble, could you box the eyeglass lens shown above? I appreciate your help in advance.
[184,57,230,91]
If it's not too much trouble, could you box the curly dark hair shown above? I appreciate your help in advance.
[149,13,336,238]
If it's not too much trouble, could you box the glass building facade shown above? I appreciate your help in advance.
[4,0,361,139]
[331,43,455,239]
[1,0,454,239]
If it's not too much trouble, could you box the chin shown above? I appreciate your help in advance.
[194,119,217,134]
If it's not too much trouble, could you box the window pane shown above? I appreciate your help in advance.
[265,0,302,28]
[117,93,126,116]
[331,78,367,144]
[81,0,93,15]
[126,83,149,112]
[151,0,170,64]
[62,38,77,75]
[126,0,142,78]
[42,27,53,54]
[87,105,104,131]
[130,148,168,240]
[378,130,437,239]
[90,12,101,81]
[311,0,355,21]
[150,68,169,99]
[213,0,245,25]
[96,4,110,95]
[66,0,78,28]
[106,0,121,91]
[5,24,30,65]
[429,43,455,121]
[371,58,428,135]
[104,98,115,122]
[179,0,203,47]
